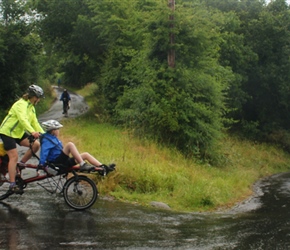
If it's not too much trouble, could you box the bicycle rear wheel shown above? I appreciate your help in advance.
[63,175,98,210]
[0,175,12,200]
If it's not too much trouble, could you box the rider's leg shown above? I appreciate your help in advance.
[6,148,18,183]
[63,101,68,114]
[19,138,40,163]
[62,142,84,165]
[80,152,102,166]
[63,143,102,171]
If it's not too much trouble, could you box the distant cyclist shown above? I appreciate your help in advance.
[60,89,71,115]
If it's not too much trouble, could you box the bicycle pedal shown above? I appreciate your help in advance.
[6,189,24,196]
[14,189,24,195]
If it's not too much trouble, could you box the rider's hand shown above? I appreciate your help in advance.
[31,132,41,138]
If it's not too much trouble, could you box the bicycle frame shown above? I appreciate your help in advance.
[3,162,67,193]
[15,162,104,185]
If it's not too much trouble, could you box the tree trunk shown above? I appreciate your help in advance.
[168,0,175,68]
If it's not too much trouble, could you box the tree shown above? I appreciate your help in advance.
[33,0,99,87]
[242,1,290,133]
[110,1,233,159]
[0,0,42,111]
[204,0,290,141]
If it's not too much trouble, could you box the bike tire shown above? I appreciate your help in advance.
[0,178,12,200]
[63,175,98,210]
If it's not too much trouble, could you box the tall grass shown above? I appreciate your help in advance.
[59,117,290,212]
[56,83,290,212]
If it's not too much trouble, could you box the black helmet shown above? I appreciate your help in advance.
[28,84,44,98]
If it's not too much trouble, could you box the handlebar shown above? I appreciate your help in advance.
[27,133,41,144]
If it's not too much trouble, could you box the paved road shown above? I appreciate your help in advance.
[38,86,89,123]
[2,172,290,250]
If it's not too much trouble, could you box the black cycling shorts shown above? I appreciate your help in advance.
[53,151,76,168]
[0,133,29,151]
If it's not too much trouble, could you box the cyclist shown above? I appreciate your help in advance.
[39,120,115,175]
[0,85,44,194]
[60,89,71,115]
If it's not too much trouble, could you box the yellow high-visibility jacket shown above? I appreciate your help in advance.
[0,98,44,139]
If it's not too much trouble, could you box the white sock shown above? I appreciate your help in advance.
[80,161,86,166]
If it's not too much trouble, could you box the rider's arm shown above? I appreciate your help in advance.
[39,138,53,165]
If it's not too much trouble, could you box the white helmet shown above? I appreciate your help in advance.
[28,84,44,98]
[42,120,63,131]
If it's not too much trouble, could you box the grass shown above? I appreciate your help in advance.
[56,84,290,212]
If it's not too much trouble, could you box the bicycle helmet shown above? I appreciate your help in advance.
[41,120,63,132]
[28,84,44,98]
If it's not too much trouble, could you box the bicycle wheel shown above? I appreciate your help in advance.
[63,175,98,210]
[0,175,26,200]
[0,174,12,200]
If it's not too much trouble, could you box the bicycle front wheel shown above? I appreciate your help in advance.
[63,175,98,210]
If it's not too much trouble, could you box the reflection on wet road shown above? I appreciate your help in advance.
[1,172,290,249]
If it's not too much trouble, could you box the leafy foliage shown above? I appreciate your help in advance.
[0,0,43,111]
[33,0,100,86]
[102,2,233,158]
[3,0,290,160]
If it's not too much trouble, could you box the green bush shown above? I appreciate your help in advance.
[114,66,229,161]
